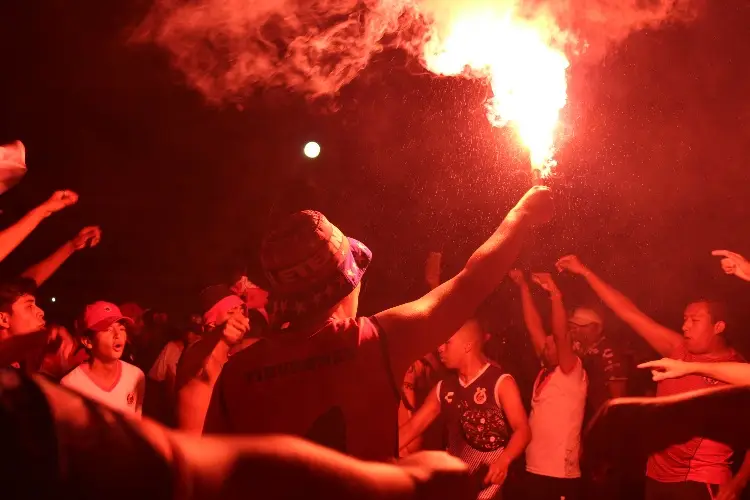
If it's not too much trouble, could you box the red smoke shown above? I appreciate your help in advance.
[132,0,698,104]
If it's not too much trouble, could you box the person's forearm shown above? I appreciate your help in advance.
[0,206,47,263]
[22,241,75,286]
[417,208,531,341]
[732,451,750,488]
[377,207,534,381]
[502,426,531,464]
[581,269,680,356]
[549,290,576,371]
[689,362,750,386]
[174,434,417,500]
[399,418,427,452]
[518,284,547,356]
[549,290,566,344]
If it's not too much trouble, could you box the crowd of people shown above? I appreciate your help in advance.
[2,174,750,500]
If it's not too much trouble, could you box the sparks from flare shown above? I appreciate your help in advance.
[422,8,569,178]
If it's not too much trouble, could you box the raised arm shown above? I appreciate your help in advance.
[508,270,547,359]
[399,385,441,454]
[556,255,682,357]
[0,190,78,264]
[639,358,750,386]
[22,226,101,286]
[375,187,553,382]
[532,273,577,374]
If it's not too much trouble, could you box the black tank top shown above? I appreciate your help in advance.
[438,363,510,500]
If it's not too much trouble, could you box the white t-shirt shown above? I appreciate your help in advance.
[61,360,145,417]
[526,357,588,478]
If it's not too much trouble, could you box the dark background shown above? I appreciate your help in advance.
[0,0,748,361]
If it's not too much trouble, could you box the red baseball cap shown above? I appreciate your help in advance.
[82,301,134,332]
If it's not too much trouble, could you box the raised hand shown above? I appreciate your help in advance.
[712,250,750,282]
[71,226,102,250]
[484,455,510,486]
[221,314,250,345]
[638,358,693,382]
[38,190,79,217]
[514,186,554,226]
[508,269,526,287]
[531,272,559,294]
[555,255,587,275]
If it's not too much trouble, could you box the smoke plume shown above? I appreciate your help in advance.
[133,0,698,104]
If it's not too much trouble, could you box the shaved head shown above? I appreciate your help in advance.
[439,318,487,369]
[455,319,485,345]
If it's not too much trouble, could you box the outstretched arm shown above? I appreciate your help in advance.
[584,386,750,469]
[22,226,101,286]
[640,358,750,386]
[376,187,554,382]
[0,191,78,264]
[509,270,548,360]
[712,250,750,282]
[556,255,682,357]
[7,370,476,500]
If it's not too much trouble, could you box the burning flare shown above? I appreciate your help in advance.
[422,7,569,178]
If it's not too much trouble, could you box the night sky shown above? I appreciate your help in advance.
[0,1,748,356]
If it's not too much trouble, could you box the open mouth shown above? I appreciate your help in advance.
[113,343,124,351]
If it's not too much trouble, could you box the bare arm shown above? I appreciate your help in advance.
[723,451,750,499]
[509,270,547,359]
[484,375,531,485]
[398,362,425,455]
[22,226,101,286]
[495,376,531,465]
[584,386,750,469]
[640,358,750,386]
[533,273,577,374]
[13,372,474,500]
[22,242,75,286]
[376,187,553,382]
[556,256,682,357]
[399,385,441,454]
[0,191,78,264]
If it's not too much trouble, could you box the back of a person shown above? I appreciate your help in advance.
[205,316,399,461]
[647,344,744,485]
[649,346,741,486]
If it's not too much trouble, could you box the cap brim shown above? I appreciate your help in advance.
[89,316,134,332]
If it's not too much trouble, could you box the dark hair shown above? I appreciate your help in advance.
[689,299,728,324]
[0,278,37,314]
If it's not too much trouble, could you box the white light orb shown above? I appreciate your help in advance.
[303,141,321,159]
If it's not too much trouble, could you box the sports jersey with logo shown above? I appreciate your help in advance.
[438,363,511,500]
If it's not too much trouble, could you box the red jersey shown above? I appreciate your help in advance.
[647,343,745,484]
[203,317,399,461]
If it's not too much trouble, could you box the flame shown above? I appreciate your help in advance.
[422,7,569,177]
